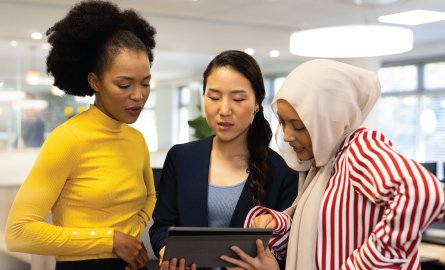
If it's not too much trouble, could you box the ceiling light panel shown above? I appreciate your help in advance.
[378,10,445,26]
[290,25,413,58]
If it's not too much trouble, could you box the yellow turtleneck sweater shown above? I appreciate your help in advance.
[6,105,156,261]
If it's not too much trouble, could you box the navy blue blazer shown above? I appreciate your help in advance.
[149,136,298,256]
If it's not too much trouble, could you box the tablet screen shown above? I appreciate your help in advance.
[163,227,273,268]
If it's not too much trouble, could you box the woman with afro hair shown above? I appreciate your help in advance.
[6,1,157,269]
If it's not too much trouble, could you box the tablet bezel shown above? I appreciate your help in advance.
[163,226,273,268]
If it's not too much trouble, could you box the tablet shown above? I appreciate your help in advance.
[163,227,272,268]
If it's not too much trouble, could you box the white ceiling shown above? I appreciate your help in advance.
[1,0,445,92]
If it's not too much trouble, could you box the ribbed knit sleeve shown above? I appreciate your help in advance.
[6,106,155,261]
[6,126,114,256]
[340,130,445,269]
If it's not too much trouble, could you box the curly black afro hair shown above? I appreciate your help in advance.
[46,0,156,96]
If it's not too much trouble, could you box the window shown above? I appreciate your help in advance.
[263,78,278,131]
[0,92,93,151]
[367,59,445,180]
[424,62,445,90]
[131,91,158,151]
[366,95,417,158]
[378,65,417,92]
[264,76,286,151]
[178,86,191,143]
[421,96,445,163]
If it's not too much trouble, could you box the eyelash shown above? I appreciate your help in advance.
[281,121,305,131]
[207,97,245,102]
[118,83,150,89]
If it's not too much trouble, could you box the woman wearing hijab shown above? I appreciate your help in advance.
[220,59,445,270]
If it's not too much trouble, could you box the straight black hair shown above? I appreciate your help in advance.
[203,50,272,205]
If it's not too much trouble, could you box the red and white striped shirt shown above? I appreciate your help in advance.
[245,128,445,269]
[243,205,292,260]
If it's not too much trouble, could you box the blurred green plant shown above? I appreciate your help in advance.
[187,105,213,139]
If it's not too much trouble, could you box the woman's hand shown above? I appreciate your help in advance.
[112,230,149,270]
[160,258,196,270]
[158,247,196,270]
[251,214,276,230]
[220,239,279,270]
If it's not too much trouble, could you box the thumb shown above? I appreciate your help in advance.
[256,239,266,257]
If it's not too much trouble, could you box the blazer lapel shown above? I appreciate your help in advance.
[183,137,213,226]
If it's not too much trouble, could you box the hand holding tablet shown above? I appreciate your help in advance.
[163,227,273,268]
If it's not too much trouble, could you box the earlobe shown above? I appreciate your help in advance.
[254,105,260,115]
[88,73,100,93]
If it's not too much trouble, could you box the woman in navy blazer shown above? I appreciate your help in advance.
[150,50,298,269]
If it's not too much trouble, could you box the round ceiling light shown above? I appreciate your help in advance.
[290,24,413,58]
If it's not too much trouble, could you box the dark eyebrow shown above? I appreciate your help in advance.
[116,75,152,80]
[207,89,247,94]
[207,88,220,93]
[231,90,247,94]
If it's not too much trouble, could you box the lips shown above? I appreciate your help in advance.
[126,106,142,116]
[218,122,233,127]
[290,144,305,153]
[217,121,234,131]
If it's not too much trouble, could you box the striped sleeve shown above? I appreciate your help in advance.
[244,206,292,259]
[343,129,445,269]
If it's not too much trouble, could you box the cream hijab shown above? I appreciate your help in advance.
[271,59,381,269]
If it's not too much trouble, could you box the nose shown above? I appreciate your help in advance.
[219,97,232,116]
[130,86,148,101]
[282,124,295,143]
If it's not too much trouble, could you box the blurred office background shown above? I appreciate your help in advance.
[0,0,445,269]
